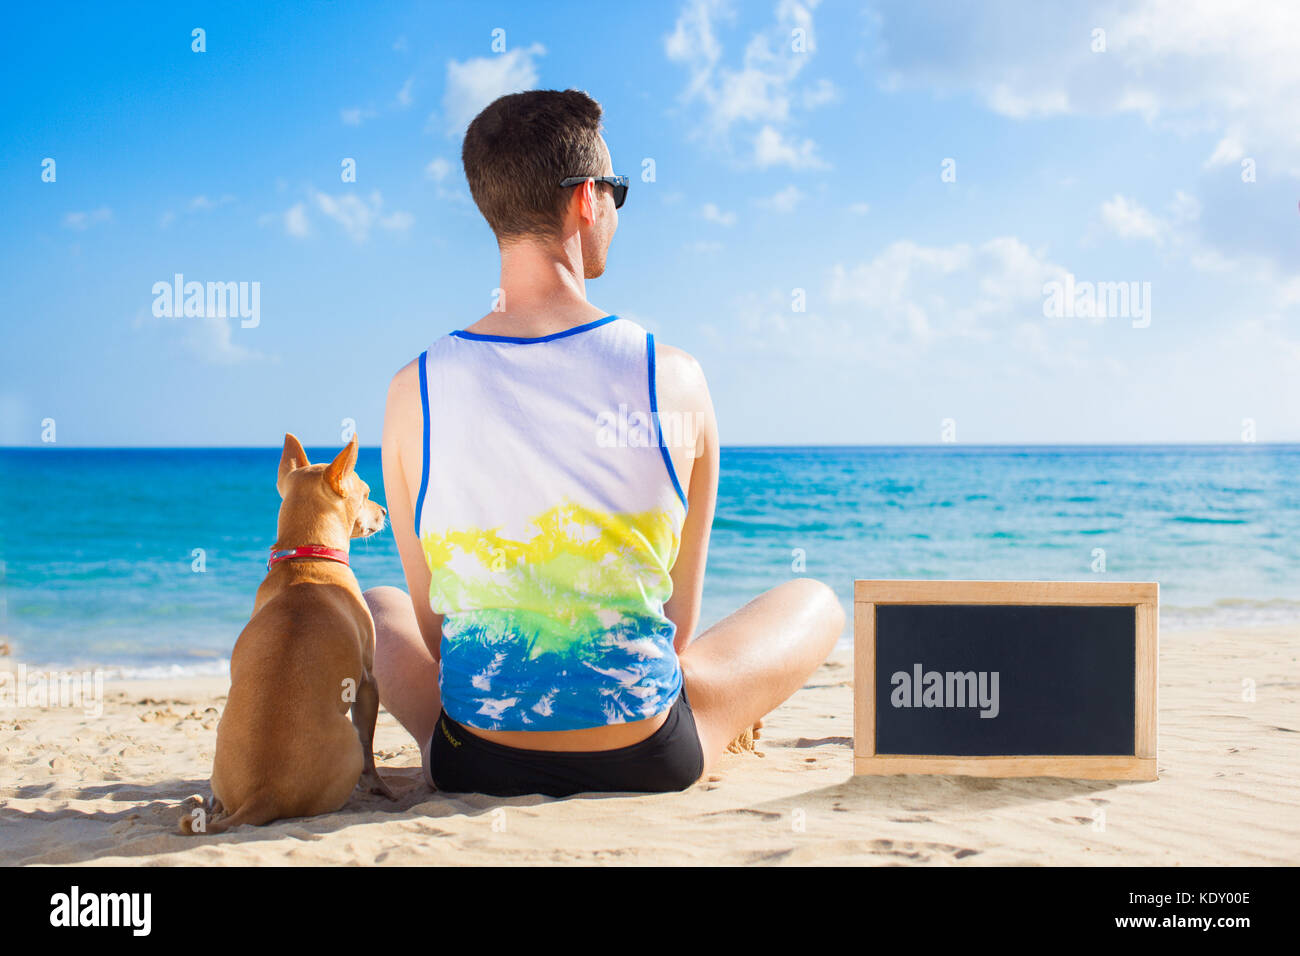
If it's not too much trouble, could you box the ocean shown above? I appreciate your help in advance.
[2,444,1297,676]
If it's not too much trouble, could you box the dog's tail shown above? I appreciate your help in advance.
[178,794,278,836]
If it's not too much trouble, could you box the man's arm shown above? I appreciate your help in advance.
[657,344,719,653]
[382,359,444,661]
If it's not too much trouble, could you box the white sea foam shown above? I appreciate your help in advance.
[2,659,233,681]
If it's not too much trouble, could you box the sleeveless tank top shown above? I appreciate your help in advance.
[413,315,688,731]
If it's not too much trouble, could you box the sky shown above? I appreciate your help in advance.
[2,0,1298,447]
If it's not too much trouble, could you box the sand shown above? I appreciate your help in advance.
[1,625,1297,866]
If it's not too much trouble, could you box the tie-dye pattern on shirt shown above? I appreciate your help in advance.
[423,500,684,730]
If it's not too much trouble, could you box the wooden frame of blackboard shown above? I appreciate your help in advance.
[853,580,1158,780]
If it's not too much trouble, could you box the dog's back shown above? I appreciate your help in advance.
[181,434,390,835]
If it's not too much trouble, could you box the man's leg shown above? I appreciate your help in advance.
[679,578,845,774]
[364,586,442,760]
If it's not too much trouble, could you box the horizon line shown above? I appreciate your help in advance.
[4,441,1298,451]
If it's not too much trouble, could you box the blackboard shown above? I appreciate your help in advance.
[854,581,1157,780]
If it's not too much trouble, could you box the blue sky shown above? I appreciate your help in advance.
[3,0,1297,446]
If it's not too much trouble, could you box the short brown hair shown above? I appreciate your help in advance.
[461,89,606,243]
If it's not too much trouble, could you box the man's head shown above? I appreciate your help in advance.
[462,89,620,277]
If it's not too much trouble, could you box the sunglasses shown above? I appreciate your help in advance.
[559,174,628,209]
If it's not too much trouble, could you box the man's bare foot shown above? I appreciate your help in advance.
[361,769,397,800]
[725,718,766,754]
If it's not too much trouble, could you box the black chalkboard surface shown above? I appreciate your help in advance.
[854,581,1158,780]
[874,605,1135,756]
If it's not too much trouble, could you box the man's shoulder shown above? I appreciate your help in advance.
[387,332,462,394]
[388,354,420,388]
[651,339,710,416]
[653,340,705,382]
[385,353,427,418]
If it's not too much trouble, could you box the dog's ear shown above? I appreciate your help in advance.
[324,434,359,497]
[277,433,310,497]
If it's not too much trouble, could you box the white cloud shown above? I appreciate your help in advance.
[188,315,269,365]
[396,76,414,108]
[754,125,826,169]
[1099,194,1164,242]
[1097,191,1201,245]
[424,157,470,203]
[666,0,834,168]
[708,235,1148,389]
[160,195,235,229]
[1090,190,1300,314]
[284,203,310,238]
[701,202,736,225]
[828,236,1072,346]
[1168,190,1201,224]
[187,194,234,212]
[1189,248,1300,310]
[985,83,1070,121]
[282,191,413,241]
[686,239,724,254]
[756,185,805,212]
[441,44,544,136]
[63,207,112,230]
[132,308,270,366]
[1204,135,1245,169]
[848,201,871,215]
[340,107,376,126]
[870,0,1300,168]
[315,191,411,240]
[802,77,837,108]
[379,210,414,231]
[665,0,723,102]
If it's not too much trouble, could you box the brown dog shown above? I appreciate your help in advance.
[181,433,393,834]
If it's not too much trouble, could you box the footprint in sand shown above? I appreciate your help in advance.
[793,736,852,748]
[868,838,980,861]
[704,808,782,821]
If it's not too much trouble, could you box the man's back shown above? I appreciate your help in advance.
[413,314,687,731]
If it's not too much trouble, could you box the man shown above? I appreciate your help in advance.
[364,89,843,796]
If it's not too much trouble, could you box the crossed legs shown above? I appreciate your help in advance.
[678,578,844,773]
[364,577,845,783]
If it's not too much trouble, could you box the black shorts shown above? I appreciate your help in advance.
[427,686,705,798]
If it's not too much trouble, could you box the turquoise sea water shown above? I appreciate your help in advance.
[1,445,1298,675]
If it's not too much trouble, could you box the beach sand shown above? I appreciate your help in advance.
[2,625,1297,866]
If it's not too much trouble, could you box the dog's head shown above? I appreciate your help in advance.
[275,433,387,542]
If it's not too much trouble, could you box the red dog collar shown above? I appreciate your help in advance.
[267,545,350,571]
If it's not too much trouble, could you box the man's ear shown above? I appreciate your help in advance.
[277,433,310,497]
[577,178,599,225]
[325,434,359,497]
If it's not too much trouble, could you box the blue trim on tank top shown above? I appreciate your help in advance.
[414,350,431,534]
[647,332,689,511]
[450,314,619,344]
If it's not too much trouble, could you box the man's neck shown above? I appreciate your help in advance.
[468,237,607,337]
